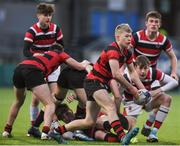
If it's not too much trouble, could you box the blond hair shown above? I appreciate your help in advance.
[115,23,132,36]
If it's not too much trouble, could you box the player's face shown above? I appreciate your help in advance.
[37,13,52,29]
[145,17,161,33]
[136,66,149,79]
[117,31,132,48]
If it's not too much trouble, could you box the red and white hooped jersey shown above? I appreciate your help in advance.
[24,22,63,54]
[131,29,172,67]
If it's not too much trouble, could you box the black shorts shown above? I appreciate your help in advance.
[57,67,87,89]
[13,66,46,89]
[84,79,110,101]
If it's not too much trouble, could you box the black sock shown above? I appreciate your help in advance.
[33,110,44,127]
[103,121,111,131]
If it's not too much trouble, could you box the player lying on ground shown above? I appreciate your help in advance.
[27,66,93,141]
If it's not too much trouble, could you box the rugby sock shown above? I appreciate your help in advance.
[33,110,44,127]
[153,105,169,129]
[30,105,39,126]
[56,125,67,134]
[103,121,111,131]
[145,111,156,128]
[75,105,86,119]
[104,133,118,142]
[42,126,50,134]
[110,120,125,140]
[4,124,12,133]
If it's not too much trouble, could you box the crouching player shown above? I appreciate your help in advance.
[122,55,178,142]
[2,44,90,143]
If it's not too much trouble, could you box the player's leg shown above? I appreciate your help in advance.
[32,84,56,139]
[141,80,161,136]
[30,94,40,126]
[145,93,172,142]
[94,130,118,142]
[74,88,87,119]
[56,100,100,134]
[3,87,26,137]
[94,89,127,141]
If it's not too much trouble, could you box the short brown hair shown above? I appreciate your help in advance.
[134,55,150,68]
[145,11,161,21]
[37,3,55,15]
[115,23,132,36]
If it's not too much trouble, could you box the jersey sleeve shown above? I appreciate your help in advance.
[56,26,64,47]
[59,52,70,61]
[131,33,138,48]
[23,29,35,57]
[163,37,172,52]
[155,69,165,81]
[106,46,119,60]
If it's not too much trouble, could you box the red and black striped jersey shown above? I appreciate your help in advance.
[24,22,64,57]
[87,42,133,84]
[19,50,70,77]
[131,29,172,67]
[123,67,164,100]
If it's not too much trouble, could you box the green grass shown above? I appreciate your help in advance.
[0,87,180,145]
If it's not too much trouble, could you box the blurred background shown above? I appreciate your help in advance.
[0,0,180,87]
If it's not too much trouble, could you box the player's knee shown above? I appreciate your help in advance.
[84,118,96,128]
[16,98,25,107]
[163,95,172,104]
[106,103,117,114]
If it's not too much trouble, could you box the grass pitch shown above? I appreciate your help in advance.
[0,87,180,145]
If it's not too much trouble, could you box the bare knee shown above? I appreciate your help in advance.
[163,95,172,106]
[105,102,117,114]
[83,118,96,128]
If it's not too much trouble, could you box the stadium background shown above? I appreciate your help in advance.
[0,0,180,87]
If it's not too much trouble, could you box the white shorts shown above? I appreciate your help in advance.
[123,101,143,117]
[47,66,61,82]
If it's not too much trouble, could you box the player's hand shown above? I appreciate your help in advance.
[170,73,179,81]
[128,86,139,99]
[150,88,163,97]
[134,89,152,105]
[66,94,77,103]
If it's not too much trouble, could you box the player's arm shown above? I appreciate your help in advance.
[109,79,122,111]
[23,30,35,57]
[166,49,178,81]
[56,26,64,49]
[126,63,145,90]
[65,57,90,71]
[23,41,33,57]
[160,74,178,91]
[109,59,139,98]
[151,69,178,97]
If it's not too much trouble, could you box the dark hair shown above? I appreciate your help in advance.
[145,11,161,21]
[134,55,150,68]
[37,3,55,15]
